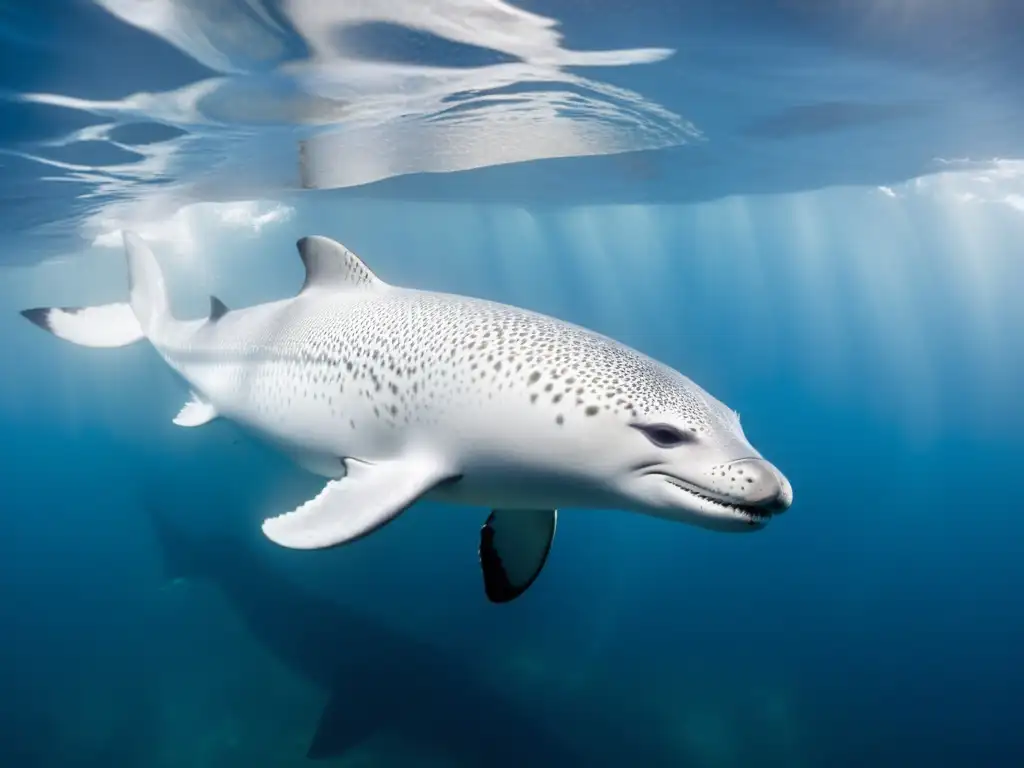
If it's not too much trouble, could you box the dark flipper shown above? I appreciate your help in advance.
[479,509,557,603]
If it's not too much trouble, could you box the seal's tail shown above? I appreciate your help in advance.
[20,301,144,348]
[122,230,172,338]
[19,230,177,348]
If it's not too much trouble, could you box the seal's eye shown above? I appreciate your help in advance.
[634,423,694,448]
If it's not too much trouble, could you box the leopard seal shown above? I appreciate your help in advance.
[21,232,793,602]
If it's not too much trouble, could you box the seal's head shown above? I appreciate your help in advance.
[605,364,792,532]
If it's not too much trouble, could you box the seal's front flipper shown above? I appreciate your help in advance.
[172,392,218,427]
[261,455,456,549]
[479,509,557,603]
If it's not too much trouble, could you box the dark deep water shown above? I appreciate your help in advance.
[2,2,1024,767]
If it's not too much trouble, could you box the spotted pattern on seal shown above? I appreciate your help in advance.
[218,289,725,436]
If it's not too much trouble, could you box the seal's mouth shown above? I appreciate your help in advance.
[654,473,775,527]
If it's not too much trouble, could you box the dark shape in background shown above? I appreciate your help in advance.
[146,502,677,766]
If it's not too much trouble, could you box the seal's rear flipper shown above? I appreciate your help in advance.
[306,688,383,760]
[20,303,144,348]
[479,509,557,603]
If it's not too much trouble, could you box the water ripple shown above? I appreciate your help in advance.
[1,0,1023,260]
[1,0,699,256]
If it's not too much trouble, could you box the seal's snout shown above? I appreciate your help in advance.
[771,467,793,512]
[716,457,792,513]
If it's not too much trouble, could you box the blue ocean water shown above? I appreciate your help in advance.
[2,2,1023,766]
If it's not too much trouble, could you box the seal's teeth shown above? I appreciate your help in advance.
[664,476,770,519]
